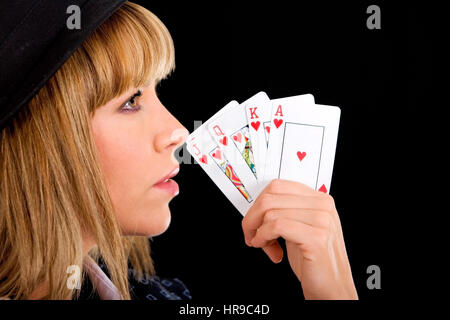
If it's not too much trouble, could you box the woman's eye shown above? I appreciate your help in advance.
[121,99,140,113]
[120,90,142,113]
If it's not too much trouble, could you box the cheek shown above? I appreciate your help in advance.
[94,129,170,236]
[98,136,150,194]
[93,125,148,197]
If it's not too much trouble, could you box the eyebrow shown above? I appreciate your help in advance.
[129,90,142,101]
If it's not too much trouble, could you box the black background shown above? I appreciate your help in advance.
[132,0,431,305]
[0,1,433,317]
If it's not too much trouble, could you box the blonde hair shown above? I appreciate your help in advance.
[0,2,175,299]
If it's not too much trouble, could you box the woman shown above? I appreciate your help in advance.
[0,1,357,300]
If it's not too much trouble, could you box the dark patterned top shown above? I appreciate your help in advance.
[77,260,192,300]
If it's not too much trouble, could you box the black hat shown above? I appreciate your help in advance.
[0,0,127,131]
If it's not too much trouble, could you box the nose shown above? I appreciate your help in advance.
[153,106,189,154]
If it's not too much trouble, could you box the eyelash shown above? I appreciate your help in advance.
[120,90,142,113]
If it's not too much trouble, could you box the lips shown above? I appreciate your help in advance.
[153,165,180,197]
[155,165,180,185]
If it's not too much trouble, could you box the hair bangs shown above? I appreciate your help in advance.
[77,2,175,110]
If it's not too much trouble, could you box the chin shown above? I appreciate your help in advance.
[127,206,172,237]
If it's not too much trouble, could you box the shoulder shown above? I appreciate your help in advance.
[94,259,192,301]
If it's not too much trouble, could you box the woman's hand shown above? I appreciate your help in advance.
[242,179,358,300]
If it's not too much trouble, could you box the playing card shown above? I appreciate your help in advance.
[243,91,272,181]
[262,94,315,183]
[263,101,341,194]
[245,93,315,183]
[186,101,255,216]
[207,101,260,200]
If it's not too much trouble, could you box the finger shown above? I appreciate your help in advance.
[242,193,331,243]
[262,179,318,197]
[251,218,320,248]
[261,240,284,263]
[263,208,332,229]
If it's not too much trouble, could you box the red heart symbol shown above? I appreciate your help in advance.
[219,136,228,146]
[297,151,307,161]
[265,126,270,134]
[233,133,242,143]
[200,154,208,164]
[212,149,221,160]
[318,184,327,193]
[251,121,260,131]
[273,118,283,128]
